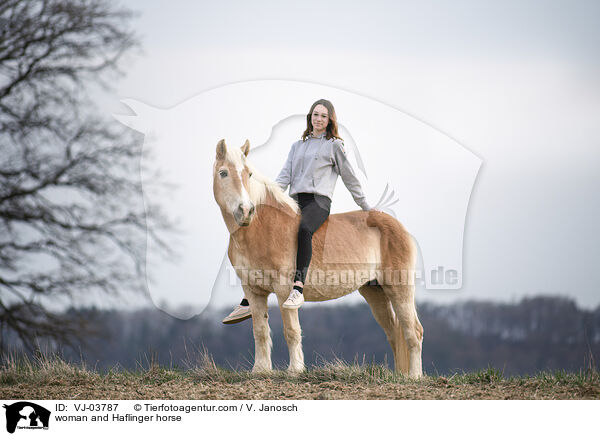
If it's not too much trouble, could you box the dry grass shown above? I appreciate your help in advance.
[1,351,599,400]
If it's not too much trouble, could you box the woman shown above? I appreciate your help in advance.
[222,99,371,324]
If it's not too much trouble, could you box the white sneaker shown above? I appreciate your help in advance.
[222,304,252,324]
[282,289,304,309]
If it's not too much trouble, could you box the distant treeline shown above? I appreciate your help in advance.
[7,296,600,376]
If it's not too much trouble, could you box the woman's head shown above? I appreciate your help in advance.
[302,99,342,141]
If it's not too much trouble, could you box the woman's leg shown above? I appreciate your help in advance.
[294,197,331,287]
[283,194,330,308]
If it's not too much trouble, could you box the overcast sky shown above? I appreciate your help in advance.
[105,0,600,310]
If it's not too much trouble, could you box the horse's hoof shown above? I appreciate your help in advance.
[287,365,305,375]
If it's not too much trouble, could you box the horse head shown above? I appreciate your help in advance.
[213,139,256,228]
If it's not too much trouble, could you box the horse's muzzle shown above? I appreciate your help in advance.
[233,202,255,226]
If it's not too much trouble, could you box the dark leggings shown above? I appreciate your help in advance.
[293,193,331,285]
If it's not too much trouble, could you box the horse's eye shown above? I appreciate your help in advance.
[219,170,228,178]
[249,172,253,178]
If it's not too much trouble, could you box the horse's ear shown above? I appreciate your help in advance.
[241,139,250,157]
[216,139,226,160]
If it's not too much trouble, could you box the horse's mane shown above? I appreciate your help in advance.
[226,147,299,214]
[247,161,300,214]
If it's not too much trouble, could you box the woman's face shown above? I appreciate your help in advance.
[311,104,329,133]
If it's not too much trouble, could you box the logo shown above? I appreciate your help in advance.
[3,402,50,434]
[115,80,481,318]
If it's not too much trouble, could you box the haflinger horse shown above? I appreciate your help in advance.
[213,139,424,378]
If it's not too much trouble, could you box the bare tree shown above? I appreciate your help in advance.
[0,0,170,351]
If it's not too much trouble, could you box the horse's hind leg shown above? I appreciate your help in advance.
[382,283,423,378]
[359,284,409,374]
[246,287,272,372]
[276,294,305,373]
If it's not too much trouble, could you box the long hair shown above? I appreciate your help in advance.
[301,99,343,141]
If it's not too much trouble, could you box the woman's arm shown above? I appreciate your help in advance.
[332,140,371,211]
[275,143,295,192]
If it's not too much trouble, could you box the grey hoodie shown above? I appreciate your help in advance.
[275,132,370,211]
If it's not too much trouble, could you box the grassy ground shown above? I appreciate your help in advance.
[1,353,598,400]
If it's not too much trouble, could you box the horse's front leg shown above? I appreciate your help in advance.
[276,293,305,373]
[245,287,272,373]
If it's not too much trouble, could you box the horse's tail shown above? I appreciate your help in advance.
[366,210,417,271]
[366,210,418,375]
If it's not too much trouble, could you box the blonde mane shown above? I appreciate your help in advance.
[226,148,299,214]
